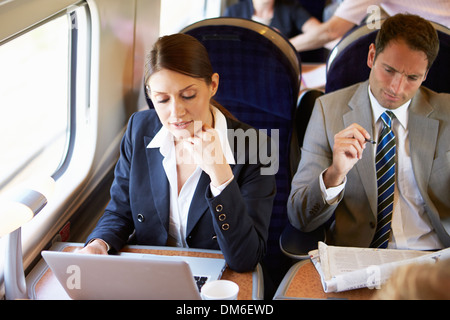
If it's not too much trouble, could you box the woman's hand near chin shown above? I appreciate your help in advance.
[184,123,233,187]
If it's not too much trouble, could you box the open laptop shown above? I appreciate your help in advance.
[41,250,226,300]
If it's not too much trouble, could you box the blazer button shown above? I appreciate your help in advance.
[215,204,223,212]
[137,214,145,223]
[218,213,226,221]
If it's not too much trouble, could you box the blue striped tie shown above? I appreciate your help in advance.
[371,111,396,248]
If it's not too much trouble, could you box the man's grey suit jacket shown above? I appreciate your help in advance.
[288,80,450,247]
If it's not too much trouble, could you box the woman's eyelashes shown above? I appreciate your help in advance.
[156,93,196,104]
[182,94,196,100]
[156,97,169,104]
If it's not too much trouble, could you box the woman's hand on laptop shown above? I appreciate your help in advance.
[77,239,109,255]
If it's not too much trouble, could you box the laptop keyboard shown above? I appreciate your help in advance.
[194,276,208,291]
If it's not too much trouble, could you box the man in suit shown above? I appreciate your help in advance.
[288,14,450,249]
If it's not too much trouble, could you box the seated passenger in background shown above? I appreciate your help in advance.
[224,0,321,48]
[288,14,450,250]
[79,34,276,273]
[290,0,450,52]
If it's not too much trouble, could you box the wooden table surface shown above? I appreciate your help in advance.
[274,260,376,300]
[27,242,260,300]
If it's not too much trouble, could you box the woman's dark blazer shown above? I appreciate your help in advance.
[86,109,276,272]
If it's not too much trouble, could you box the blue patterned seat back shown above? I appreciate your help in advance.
[182,18,300,275]
[326,21,450,94]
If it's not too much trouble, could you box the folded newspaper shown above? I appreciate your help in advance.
[309,242,450,293]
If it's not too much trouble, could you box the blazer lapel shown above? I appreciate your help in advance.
[407,89,446,242]
[144,135,170,233]
[408,89,439,202]
[186,171,211,236]
[186,118,240,236]
[344,81,378,217]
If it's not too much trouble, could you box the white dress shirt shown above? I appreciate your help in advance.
[319,86,443,250]
[147,107,235,247]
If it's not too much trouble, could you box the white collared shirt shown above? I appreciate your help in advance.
[319,87,443,250]
[368,87,443,250]
[147,107,235,247]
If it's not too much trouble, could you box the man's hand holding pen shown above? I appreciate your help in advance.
[323,123,373,188]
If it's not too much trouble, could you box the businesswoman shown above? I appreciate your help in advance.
[80,34,276,272]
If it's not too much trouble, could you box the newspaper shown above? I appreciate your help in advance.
[309,242,450,293]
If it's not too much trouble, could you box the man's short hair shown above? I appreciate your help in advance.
[374,13,439,70]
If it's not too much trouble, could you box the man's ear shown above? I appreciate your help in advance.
[422,69,428,82]
[367,43,376,69]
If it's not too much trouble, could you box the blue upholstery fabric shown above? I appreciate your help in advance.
[182,20,300,280]
[426,30,450,94]
[325,30,375,93]
[193,26,298,120]
[326,24,450,94]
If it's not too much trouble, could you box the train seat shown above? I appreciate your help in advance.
[180,17,301,285]
[326,19,450,94]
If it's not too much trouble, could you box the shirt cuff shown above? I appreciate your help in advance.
[319,169,346,205]
[210,175,234,197]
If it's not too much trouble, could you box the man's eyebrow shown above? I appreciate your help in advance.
[382,63,396,71]
[382,63,423,78]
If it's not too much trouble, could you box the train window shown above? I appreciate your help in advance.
[0,15,70,197]
[0,2,94,282]
[160,0,223,35]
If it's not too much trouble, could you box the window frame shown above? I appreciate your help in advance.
[0,0,161,298]
[0,1,94,282]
